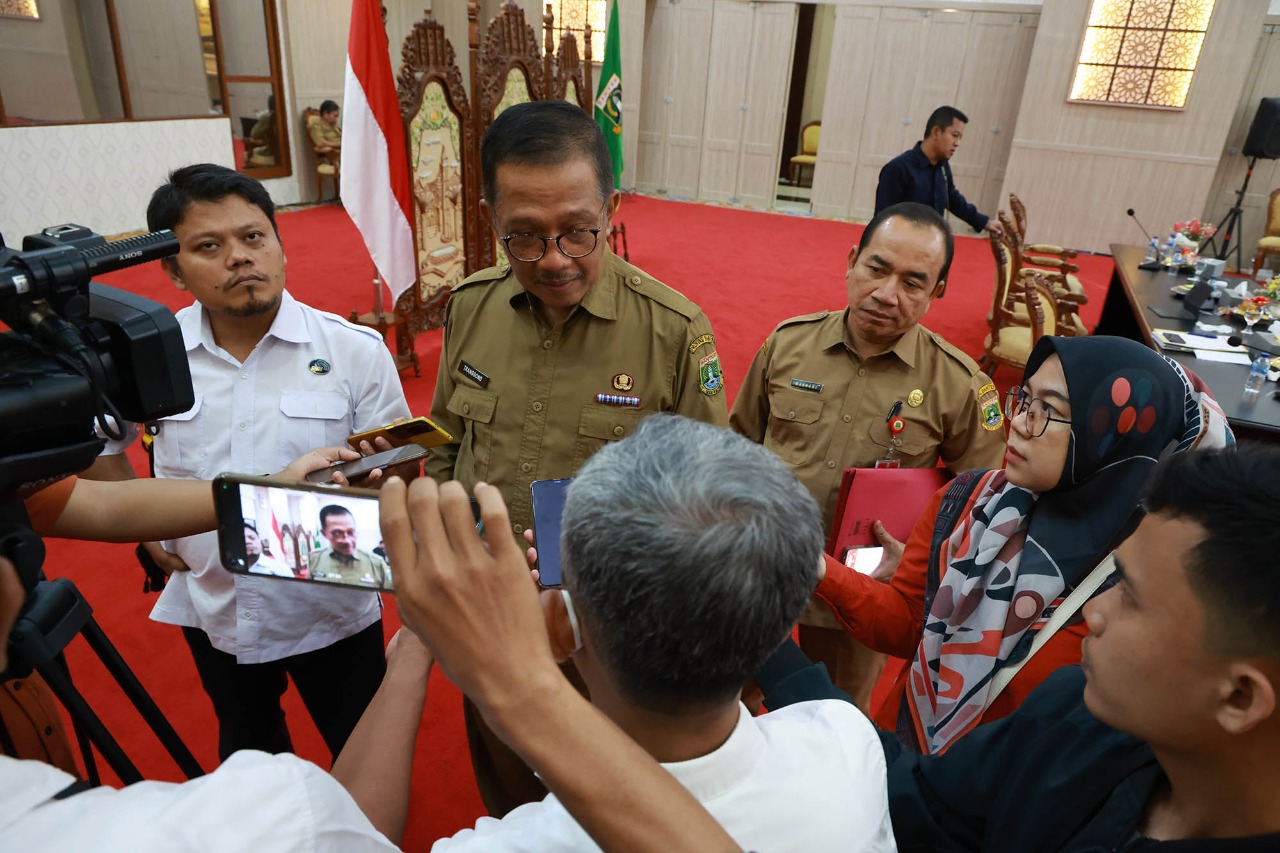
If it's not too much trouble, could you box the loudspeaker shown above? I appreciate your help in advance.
[1243,98,1280,160]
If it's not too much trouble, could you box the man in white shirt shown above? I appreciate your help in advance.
[429,414,895,852]
[92,163,411,761]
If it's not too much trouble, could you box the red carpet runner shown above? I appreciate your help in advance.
[38,195,1112,849]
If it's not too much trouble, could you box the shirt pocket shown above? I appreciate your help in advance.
[154,393,206,476]
[573,405,645,470]
[765,390,825,466]
[279,390,351,458]
[447,385,498,481]
[865,416,937,467]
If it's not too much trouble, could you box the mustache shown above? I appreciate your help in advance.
[226,272,267,289]
[532,273,583,286]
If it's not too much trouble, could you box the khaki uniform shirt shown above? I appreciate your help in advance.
[308,120,341,148]
[307,548,389,589]
[425,251,728,534]
[730,310,1007,534]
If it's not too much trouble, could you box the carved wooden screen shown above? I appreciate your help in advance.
[544,5,592,111]
[395,11,475,348]
[468,0,550,271]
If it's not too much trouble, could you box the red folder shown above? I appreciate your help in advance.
[825,467,952,558]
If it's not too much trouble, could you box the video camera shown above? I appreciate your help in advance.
[1,223,195,593]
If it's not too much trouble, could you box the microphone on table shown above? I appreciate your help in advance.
[1127,208,1154,244]
[1227,335,1276,355]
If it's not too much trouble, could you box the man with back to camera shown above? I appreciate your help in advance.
[730,201,1006,709]
[755,443,1280,850]
[427,414,895,851]
[424,99,728,813]
[2,459,742,851]
[875,106,1001,236]
[308,504,389,587]
[87,163,411,763]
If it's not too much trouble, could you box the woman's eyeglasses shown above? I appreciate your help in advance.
[1004,387,1071,438]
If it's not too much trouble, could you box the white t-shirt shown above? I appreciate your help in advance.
[148,291,410,663]
[432,700,896,852]
[0,752,398,851]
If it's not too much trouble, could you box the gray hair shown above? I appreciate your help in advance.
[562,413,823,713]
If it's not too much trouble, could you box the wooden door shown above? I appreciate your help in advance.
[811,6,880,220]
[734,2,797,209]
[636,0,713,198]
[697,0,753,203]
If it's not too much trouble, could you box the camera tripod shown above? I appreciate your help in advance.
[6,575,204,785]
[1201,155,1257,273]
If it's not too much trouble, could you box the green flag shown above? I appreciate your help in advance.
[594,0,623,189]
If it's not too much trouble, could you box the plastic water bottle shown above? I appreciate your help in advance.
[1144,237,1160,263]
[1245,352,1271,396]
[1163,235,1177,271]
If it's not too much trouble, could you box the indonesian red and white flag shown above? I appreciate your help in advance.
[341,0,415,303]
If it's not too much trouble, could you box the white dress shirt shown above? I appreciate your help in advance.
[0,753,398,851]
[431,700,897,852]
[148,291,410,663]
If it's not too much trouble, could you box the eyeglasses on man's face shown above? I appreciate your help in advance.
[1004,387,1072,438]
[500,228,603,263]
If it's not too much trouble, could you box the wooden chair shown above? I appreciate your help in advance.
[1253,187,1280,276]
[980,270,1056,377]
[998,210,1088,337]
[789,120,820,186]
[1006,195,1086,295]
[302,107,340,201]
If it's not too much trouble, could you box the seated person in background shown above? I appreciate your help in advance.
[307,505,389,587]
[760,444,1280,850]
[244,522,293,577]
[309,99,342,169]
[813,335,1232,753]
[730,201,1006,710]
[430,414,895,851]
[245,95,278,167]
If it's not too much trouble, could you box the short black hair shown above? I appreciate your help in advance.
[481,100,614,207]
[856,202,954,292]
[1143,444,1280,660]
[319,505,354,529]
[320,99,339,114]
[926,105,969,137]
[147,164,280,247]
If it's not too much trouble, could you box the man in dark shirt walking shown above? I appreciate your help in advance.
[875,105,1001,236]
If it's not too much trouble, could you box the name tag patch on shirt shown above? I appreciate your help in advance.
[790,379,823,393]
[459,360,490,389]
[308,359,331,375]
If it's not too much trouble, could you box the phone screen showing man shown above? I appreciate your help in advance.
[217,478,392,592]
[530,478,573,588]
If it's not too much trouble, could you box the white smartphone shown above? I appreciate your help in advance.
[842,546,885,575]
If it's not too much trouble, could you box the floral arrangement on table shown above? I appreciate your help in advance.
[1263,276,1280,301]
[1172,219,1217,245]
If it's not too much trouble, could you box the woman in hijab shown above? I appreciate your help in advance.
[812,335,1233,754]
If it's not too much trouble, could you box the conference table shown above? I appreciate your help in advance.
[1094,244,1280,439]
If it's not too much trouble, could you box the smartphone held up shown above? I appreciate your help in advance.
[216,475,393,592]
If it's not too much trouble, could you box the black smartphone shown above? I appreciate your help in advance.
[214,474,392,592]
[530,478,573,589]
[347,416,453,450]
[304,444,430,484]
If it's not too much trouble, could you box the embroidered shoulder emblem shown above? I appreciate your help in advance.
[978,382,1004,431]
[699,352,724,396]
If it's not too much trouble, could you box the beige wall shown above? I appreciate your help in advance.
[999,0,1270,255]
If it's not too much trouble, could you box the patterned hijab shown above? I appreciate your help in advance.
[908,335,1233,754]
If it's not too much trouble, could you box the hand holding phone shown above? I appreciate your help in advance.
[347,416,453,451]
[304,444,430,484]
[530,478,573,588]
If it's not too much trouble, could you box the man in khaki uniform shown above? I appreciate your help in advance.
[425,100,727,816]
[731,202,1006,710]
[307,505,388,588]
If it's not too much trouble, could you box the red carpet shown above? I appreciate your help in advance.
[38,195,1112,849]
